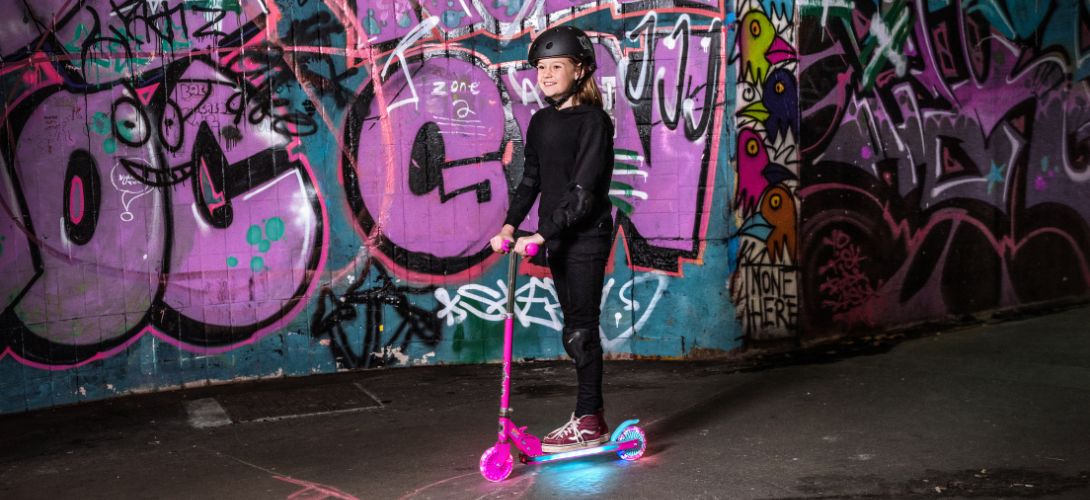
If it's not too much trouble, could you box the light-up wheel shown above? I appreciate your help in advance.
[616,426,647,461]
[479,445,514,482]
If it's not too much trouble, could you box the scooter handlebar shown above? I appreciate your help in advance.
[500,239,539,257]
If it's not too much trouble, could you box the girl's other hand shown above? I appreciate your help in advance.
[514,234,545,256]
[490,225,517,253]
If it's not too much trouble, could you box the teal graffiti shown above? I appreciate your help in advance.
[90,112,110,135]
[1003,0,1054,39]
[363,8,383,35]
[762,0,795,20]
[494,0,525,16]
[799,0,852,21]
[185,0,242,13]
[986,161,1006,194]
[246,225,263,246]
[266,218,286,241]
[89,111,120,154]
[858,0,913,90]
[160,18,192,52]
[927,0,951,11]
[243,217,287,272]
[62,24,90,62]
[965,0,1084,79]
[442,10,468,28]
[610,148,647,216]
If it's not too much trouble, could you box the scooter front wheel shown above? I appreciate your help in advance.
[616,425,647,461]
[479,445,514,482]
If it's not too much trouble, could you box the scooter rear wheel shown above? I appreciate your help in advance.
[616,426,647,461]
[479,445,514,482]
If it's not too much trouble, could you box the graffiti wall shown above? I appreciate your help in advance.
[6,0,1085,414]
[731,0,800,344]
[798,0,1090,332]
[0,0,741,413]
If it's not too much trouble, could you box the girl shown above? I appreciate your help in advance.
[489,25,615,453]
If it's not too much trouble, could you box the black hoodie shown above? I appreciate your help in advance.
[503,104,614,241]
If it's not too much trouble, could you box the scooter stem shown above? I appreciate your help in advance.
[499,241,538,414]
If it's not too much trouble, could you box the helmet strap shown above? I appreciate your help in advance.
[545,91,574,109]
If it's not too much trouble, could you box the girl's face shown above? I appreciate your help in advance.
[536,57,582,99]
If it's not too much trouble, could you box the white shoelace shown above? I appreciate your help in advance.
[546,413,588,443]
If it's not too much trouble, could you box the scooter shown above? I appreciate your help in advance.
[478,240,648,482]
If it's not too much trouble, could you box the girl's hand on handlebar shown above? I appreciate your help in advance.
[514,234,545,256]
[490,225,516,253]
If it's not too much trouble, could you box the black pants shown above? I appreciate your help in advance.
[547,217,611,416]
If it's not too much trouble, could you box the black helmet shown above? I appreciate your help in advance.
[527,25,596,74]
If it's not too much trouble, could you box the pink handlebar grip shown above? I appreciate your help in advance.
[500,240,539,256]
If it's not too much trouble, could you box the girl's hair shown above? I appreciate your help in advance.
[572,62,603,108]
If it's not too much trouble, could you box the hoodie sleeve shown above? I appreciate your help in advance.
[503,124,541,230]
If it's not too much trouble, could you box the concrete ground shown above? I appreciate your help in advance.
[2,306,1090,499]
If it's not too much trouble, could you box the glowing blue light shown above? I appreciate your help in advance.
[530,443,620,463]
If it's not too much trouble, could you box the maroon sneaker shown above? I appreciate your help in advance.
[541,411,610,453]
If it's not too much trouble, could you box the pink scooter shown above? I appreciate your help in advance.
[479,240,647,482]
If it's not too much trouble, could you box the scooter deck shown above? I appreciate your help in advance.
[518,419,645,464]
[519,439,642,463]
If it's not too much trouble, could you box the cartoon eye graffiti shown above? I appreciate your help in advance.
[746,138,759,156]
[750,20,761,38]
[63,150,101,246]
[159,100,184,152]
[775,81,785,94]
[111,98,150,147]
[770,193,782,209]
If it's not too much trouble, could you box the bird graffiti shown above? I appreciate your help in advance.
[735,127,795,218]
[760,185,797,263]
[738,68,799,143]
[736,127,771,217]
[736,11,796,85]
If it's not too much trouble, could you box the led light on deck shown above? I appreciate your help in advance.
[532,444,620,462]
